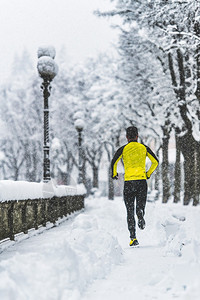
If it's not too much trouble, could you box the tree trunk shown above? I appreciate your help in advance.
[162,132,170,203]
[81,152,86,187]
[32,145,39,182]
[65,173,71,186]
[108,166,114,200]
[169,49,196,205]
[161,122,171,204]
[104,141,115,200]
[154,165,160,192]
[179,133,196,205]
[174,133,181,203]
[177,48,195,204]
[92,165,99,188]
[154,143,160,195]
[25,144,32,181]
[14,166,19,181]
[66,156,74,185]
[193,141,200,206]
[194,20,200,206]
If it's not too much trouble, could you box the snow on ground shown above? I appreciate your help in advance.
[0,196,200,300]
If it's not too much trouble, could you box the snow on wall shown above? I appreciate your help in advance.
[0,180,86,202]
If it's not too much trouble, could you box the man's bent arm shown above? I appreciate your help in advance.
[111,146,124,178]
[146,146,159,178]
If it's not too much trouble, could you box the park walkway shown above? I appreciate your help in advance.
[0,197,199,300]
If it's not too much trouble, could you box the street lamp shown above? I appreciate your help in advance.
[37,46,58,182]
[74,118,85,184]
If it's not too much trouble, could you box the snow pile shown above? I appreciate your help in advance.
[141,201,200,300]
[0,180,86,202]
[151,203,192,258]
[0,198,123,300]
[0,234,122,300]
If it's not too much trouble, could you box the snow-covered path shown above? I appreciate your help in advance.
[0,197,200,300]
[83,200,180,300]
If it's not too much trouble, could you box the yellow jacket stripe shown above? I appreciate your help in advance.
[111,141,159,181]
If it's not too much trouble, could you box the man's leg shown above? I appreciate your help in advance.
[124,181,136,238]
[136,180,147,229]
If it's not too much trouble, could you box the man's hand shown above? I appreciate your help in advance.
[146,173,150,180]
[112,173,119,180]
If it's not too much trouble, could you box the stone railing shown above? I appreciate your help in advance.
[0,195,85,241]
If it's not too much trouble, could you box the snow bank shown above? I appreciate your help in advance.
[0,198,123,300]
[0,180,86,202]
[144,201,200,299]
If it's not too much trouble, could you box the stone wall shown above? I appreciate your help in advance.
[0,195,85,241]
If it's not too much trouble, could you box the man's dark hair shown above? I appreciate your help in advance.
[126,126,138,140]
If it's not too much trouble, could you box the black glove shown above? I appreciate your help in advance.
[112,173,119,180]
[146,173,150,180]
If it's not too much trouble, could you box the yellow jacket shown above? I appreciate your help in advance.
[111,141,159,181]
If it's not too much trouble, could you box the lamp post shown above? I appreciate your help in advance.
[74,118,85,184]
[37,46,58,182]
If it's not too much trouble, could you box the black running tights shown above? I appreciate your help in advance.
[123,180,147,239]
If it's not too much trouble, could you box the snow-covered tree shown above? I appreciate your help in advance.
[98,0,200,205]
[0,76,42,181]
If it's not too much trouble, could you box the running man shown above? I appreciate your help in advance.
[111,126,159,246]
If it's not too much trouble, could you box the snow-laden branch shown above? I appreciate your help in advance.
[168,31,200,42]
[158,26,200,42]
[94,9,133,18]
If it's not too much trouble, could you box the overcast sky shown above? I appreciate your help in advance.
[0,0,118,83]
